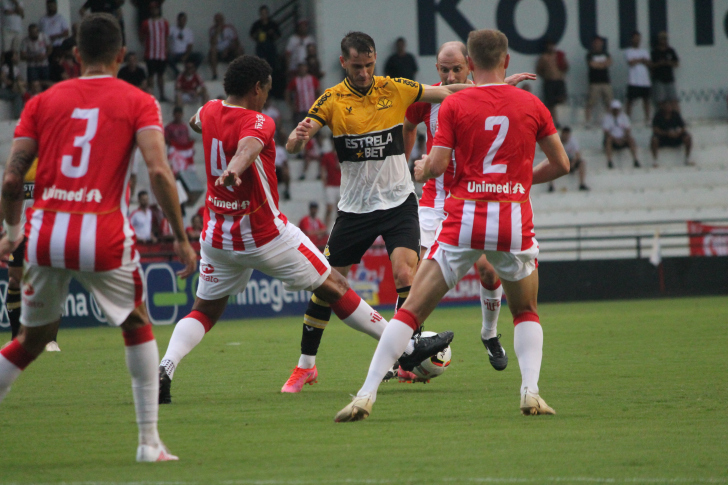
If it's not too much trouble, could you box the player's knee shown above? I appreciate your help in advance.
[17,324,57,355]
[314,270,350,303]
[120,305,150,332]
[392,262,415,288]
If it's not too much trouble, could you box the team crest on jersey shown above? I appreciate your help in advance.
[323,245,330,258]
[376,98,392,110]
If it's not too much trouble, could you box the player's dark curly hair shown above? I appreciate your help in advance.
[341,31,376,58]
[78,13,122,65]
[223,55,272,97]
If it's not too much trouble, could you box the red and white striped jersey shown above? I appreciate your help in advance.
[432,84,556,252]
[405,82,454,211]
[142,17,169,60]
[196,100,288,251]
[287,74,319,113]
[15,76,163,270]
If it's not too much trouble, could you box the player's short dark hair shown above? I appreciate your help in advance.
[78,13,122,66]
[138,190,149,197]
[173,105,183,114]
[223,55,272,97]
[467,29,508,70]
[341,31,375,58]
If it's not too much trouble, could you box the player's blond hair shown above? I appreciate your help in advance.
[467,29,508,70]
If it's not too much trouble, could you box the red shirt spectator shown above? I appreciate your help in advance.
[286,63,319,118]
[299,202,328,250]
[141,16,169,60]
[320,150,341,187]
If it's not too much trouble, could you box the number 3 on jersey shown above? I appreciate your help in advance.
[61,108,99,178]
[482,116,509,175]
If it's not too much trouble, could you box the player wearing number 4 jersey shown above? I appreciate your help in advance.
[0,14,197,461]
[335,29,570,422]
[157,55,410,406]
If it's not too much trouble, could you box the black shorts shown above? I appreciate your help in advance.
[656,135,684,147]
[627,85,651,100]
[611,139,630,149]
[8,236,26,268]
[325,193,420,267]
[543,80,566,107]
[146,59,167,75]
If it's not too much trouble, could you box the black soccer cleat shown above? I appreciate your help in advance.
[159,366,172,404]
[398,331,454,372]
[382,361,400,382]
[482,334,508,371]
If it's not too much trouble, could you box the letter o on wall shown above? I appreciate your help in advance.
[496,0,567,54]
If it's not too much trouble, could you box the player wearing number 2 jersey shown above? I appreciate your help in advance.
[0,14,197,462]
[335,29,570,423]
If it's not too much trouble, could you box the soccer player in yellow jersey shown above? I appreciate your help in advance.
[282,32,534,391]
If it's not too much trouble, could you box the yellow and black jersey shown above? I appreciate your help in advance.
[23,158,38,200]
[307,75,422,214]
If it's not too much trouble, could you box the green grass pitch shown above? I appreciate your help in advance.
[1,296,727,484]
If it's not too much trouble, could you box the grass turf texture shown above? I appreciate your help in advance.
[1,296,726,485]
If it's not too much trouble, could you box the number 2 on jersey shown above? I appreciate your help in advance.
[61,108,99,178]
[482,116,509,175]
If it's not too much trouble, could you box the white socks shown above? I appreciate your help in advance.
[160,317,207,379]
[480,284,503,340]
[357,319,414,401]
[298,354,316,368]
[0,354,22,403]
[514,320,543,394]
[338,299,387,339]
[125,339,161,447]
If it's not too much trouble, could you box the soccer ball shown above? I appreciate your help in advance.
[411,331,452,380]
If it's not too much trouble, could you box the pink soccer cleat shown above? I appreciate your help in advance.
[281,366,318,393]
[397,367,429,383]
[136,442,179,462]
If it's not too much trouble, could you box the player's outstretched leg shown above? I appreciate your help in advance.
[500,271,555,416]
[476,256,507,371]
[0,327,45,403]
[158,297,227,404]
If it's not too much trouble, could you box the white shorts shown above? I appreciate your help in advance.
[21,261,145,327]
[324,186,340,206]
[419,206,446,250]
[426,241,539,289]
[196,223,331,300]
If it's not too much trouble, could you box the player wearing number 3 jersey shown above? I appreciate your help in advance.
[0,14,197,462]
[335,29,570,423]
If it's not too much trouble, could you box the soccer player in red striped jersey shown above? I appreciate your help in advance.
[157,55,404,402]
[0,14,197,461]
[140,1,169,101]
[335,29,570,422]
[403,41,512,375]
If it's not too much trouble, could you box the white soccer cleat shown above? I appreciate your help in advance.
[520,387,556,416]
[334,393,374,422]
[45,341,61,352]
[136,442,179,462]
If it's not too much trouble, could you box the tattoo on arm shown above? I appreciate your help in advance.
[2,149,35,200]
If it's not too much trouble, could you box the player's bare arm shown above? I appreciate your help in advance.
[414,146,451,183]
[136,129,198,277]
[286,118,321,154]
[189,114,202,134]
[215,137,265,187]
[0,138,37,257]
[532,133,570,185]
[403,118,418,160]
[419,72,536,104]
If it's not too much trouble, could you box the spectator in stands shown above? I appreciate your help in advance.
[585,35,613,127]
[20,24,52,85]
[275,132,291,200]
[209,13,243,80]
[151,203,172,241]
[306,43,324,80]
[140,1,169,101]
[165,105,195,174]
[651,101,693,167]
[384,37,418,81]
[299,201,328,251]
[168,12,203,77]
[285,19,314,77]
[2,0,24,56]
[130,191,156,244]
[603,100,640,169]
[131,0,165,36]
[60,22,78,53]
[186,214,203,241]
[536,39,568,127]
[319,135,341,227]
[58,48,80,80]
[651,31,680,107]
[39,1,69,54]
[286,62,320,125]
[80,0,125,43]
[0,51,24,119]
[624,31,652,124]
[549,126,588,192]
[175,60,209,108]
[118,52,149,91]
[249,5,280,70]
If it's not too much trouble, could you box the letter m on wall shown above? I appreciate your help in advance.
[418,0,476,56]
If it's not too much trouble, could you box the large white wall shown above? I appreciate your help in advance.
[314,0,728,120]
